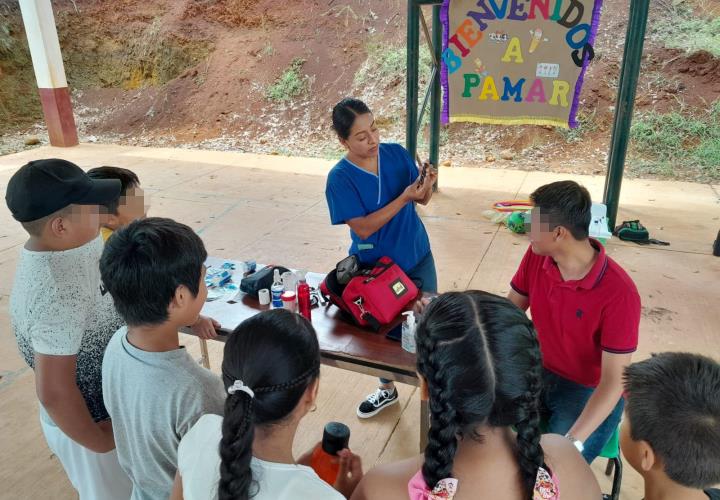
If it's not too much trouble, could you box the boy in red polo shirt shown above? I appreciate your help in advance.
[508,181,641,463]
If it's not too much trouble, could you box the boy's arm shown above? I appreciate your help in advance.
[169,472,184,500]
[189,315,220,340]
[566,351,631,443]
[507,289,530,311]
[35,353,115,453]
[569,288,640,443]
[508,246,533,312]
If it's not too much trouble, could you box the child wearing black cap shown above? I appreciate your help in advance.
[6,158,132,499]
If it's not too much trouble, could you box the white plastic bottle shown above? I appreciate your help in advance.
[401,311,417,354]
[271,269,284,308]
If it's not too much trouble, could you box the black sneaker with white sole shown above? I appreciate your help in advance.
[357,388,399,418]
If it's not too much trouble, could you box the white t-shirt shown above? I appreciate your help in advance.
[178,414,344,500]
[9,236,123,424]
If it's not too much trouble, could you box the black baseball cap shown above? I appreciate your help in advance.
[6,158,122,223]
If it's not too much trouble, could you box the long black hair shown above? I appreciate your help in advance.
[218,309,321,500]
[416,291,544,499]
[332,97,371,140]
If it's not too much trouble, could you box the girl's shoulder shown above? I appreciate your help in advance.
[540,434,602,500]
[181,414,223,451]
[351,455,423,500]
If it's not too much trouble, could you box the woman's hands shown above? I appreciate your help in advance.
[347,162,437,240]
[404,163,437,205]
[403,169,434,203]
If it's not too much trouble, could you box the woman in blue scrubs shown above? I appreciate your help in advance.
[325,97,437,419]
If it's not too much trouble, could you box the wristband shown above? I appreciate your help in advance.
[564,433,584,453]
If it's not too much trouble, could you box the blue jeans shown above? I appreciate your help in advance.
[380,252,437,385]
[406,251,437,294]
[541,369,624,463]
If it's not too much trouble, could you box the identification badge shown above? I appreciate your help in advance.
[357,243,374,251]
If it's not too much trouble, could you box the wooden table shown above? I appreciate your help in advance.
[186,259,429,450]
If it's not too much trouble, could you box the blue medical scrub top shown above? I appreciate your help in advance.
[325,143,431,272]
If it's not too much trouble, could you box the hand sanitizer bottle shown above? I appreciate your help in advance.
[271,269,284,309]
[401,311,416,354]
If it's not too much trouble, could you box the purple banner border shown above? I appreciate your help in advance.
[569,0,604,128]
[440,0,450,125]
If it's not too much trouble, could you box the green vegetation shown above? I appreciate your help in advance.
[260,44,274,58]
[318,142,346,160]
[354,39,432,88]
[266,58,307,102]
[651,4,720,56]
[628,101,720,181]
[558,110,599,143]
[0,18,13,54]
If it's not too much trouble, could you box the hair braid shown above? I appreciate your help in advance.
[254,366,319,395]
[418,331,461,490]
[216,309,321,499]
[514,326,545,499]
[415,291,547,499]
[218,392,255,500]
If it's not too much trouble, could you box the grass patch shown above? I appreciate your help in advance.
[260,44,274,58]
[354,39,432,88]
[266,58,307,102]
[0,18,13,55]
[628,101,720,181]
[650,5,720,56]
[318,142,346,160]
[558,110,599,143]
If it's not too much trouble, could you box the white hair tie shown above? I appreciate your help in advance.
[228,380,254,399]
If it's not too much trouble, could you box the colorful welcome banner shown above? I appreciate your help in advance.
[441,0,602,128]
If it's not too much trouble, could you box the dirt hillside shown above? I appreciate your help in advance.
[1,0,718,181]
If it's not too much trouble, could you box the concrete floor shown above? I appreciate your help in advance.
[0,144,718,499]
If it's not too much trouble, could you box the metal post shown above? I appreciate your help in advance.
[603,0,650,229]
[406,0,421,161]
[429,4,442,190]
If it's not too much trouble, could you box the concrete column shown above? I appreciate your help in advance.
[19,0,78,147]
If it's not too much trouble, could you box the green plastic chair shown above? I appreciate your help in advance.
[599,426,622,500]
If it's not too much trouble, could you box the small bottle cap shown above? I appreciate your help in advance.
[321,422,350,456]
[402,311,415,326]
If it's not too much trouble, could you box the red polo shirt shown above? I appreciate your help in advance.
[511,239,640,387]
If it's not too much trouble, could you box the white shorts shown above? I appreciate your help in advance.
[40,416,132,500]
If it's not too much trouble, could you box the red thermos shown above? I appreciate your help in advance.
[297,281,311,321]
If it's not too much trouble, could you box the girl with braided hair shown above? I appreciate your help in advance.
[351,291,600,500]
[170,309,363,500]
